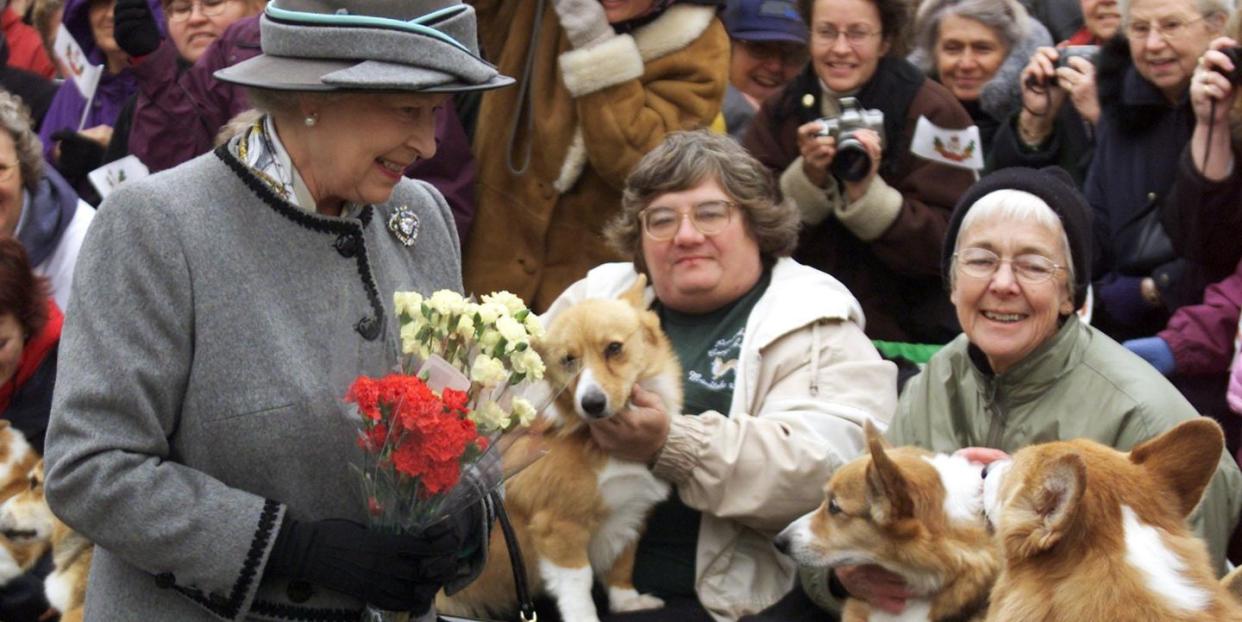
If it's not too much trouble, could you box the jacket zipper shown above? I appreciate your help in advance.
[984,381,1006,448]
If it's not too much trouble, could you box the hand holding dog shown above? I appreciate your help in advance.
[835,564,912,614]
[953,447,1010,465]
[588,384,670,465]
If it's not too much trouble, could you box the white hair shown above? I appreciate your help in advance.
[951,189,1075,299]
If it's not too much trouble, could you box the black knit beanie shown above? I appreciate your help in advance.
[941,166,1092,309]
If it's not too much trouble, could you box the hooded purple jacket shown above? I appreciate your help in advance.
[1160,258,1242,379]
[36,0,164,161]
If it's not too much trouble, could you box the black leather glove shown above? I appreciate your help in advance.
[113,0,162,57]
[266,517,461,613]
[50,130,105,182]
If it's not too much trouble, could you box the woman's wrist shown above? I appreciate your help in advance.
[1017,112,1053,148]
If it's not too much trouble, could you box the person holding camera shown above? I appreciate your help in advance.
[988,0,1122,184]
[743,0,975,346]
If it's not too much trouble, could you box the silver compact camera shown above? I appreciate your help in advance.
[817,97,885,182]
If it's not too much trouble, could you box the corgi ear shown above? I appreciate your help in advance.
[1011,452,1084,557]
[620,274,649,311]
[866,434,913,524]
[1129,418,1222,519]
[863,420,888,451]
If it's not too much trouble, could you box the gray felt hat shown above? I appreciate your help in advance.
[214,0,512,92]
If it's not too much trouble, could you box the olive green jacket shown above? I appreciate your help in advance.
[802,316,1242,611]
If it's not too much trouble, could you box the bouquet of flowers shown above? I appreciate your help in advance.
[345,290,555,622]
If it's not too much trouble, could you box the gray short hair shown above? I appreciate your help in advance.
[950,189,1075,300]
[604,131,799,276]
[913,0,1029,72]
[1119,0,1232,26]
[0,91,45,193]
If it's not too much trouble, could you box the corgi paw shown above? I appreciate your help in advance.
[608,586,665,612]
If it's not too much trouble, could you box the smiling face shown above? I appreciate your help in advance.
[935,14,1008,102]
[808,0,890,94]
[640,177,763,314]
[166,0,256,64]
[1082,0,1122,39]
[87,0,122,58]
[292,92,447,213]
[1126,0,1220,101]
[730,39,808,104]
[601,0,655,24]
[951,213,1074,374]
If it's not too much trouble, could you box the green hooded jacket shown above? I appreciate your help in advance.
[802,315,1242,612]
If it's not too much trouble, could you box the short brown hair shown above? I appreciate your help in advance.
[604,131,799,275]
[798,0,911,47]
[0,239,50,339]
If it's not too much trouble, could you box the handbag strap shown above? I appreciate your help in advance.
[490,490,537,622]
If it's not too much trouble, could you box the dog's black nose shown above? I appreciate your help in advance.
[580,392,607,417]
[773,534,790,555]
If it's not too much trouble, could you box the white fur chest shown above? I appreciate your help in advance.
[45,565,74,613]
[587,458,671,572]
[868,598,932,622]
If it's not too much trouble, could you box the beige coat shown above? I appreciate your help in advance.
[464,2,729,311]
[543,259,899,620]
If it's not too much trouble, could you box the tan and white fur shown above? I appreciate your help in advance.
[0,422,44,587]
[0,460,94,622]
[982,418,1242,621]
[440,276,682,622]
[775,421,998,622]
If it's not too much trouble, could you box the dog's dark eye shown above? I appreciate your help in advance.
[605,341,623,358]
[27,476,37,490]
[827,498,842,515]
[561,354,577,369]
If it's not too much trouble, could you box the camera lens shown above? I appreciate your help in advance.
[832,138,871,183]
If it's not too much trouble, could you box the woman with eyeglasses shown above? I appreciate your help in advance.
[743,0,975,349]
[541,130,897,621]
[35,0,163,204]
[795,166,1242,618]
[89,0,263,165]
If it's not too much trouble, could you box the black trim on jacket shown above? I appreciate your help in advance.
[212,146,384,341]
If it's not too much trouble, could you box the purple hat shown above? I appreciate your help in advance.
[722,0,808,44]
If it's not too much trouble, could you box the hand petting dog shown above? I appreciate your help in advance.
[588,385,671,465]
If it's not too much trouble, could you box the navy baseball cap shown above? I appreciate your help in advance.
[722,0,808,44]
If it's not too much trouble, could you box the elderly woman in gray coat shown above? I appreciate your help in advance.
[908,0,1052,157]
[41,1,511,621]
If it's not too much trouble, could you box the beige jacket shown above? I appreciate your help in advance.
[543,259,899,620]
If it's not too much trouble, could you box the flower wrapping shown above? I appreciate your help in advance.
[345,290,560,621]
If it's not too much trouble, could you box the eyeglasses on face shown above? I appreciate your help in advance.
[639,201,735,240]
[737,40,809,67]
[1124,14,1206,43]
[954,247,1065,284]
[812,25,881,46]
[167,0,235,22]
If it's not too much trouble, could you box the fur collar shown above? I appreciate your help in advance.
[977,19,1054,121]
[1095,35,1186,133]
[632,4,718,61]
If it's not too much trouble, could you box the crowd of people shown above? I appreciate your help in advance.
[0,0,1239,619]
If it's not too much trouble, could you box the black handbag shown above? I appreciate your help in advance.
[438,491,536,622]
[1116,192,1176,275]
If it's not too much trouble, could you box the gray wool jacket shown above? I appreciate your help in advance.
[43,145,476,621]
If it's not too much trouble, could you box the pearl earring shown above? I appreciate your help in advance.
[304,114,318,127]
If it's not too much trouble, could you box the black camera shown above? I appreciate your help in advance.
[1056,45,1099,69]
[817,97,885,183]
[1216,46,1242,85]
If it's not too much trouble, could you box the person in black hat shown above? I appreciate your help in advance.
[41,2,513,621]
[721,0,808,138]
[793,165,1242,618]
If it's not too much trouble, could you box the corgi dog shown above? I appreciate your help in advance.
[775,421,999,622]
[0,422,44,585]
[0,460,94,622]
[982,418,1242,622]
[440,275,682,622]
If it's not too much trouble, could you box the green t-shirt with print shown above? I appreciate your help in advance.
[632,269,772,599]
